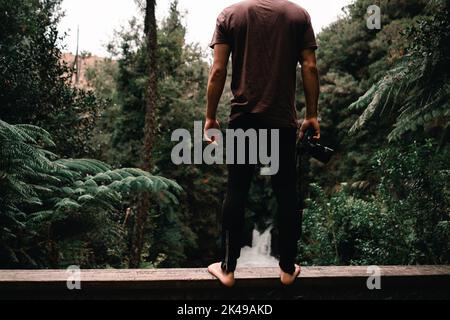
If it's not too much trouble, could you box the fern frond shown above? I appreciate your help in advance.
[55,159,112,176]
[348,1,450,140]
[14,124,55,147]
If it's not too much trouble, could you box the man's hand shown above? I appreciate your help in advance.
[204,117,221,144]
[299,117,321,141]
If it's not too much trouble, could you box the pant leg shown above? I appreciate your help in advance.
[221,114,258,273]
[270,128,301,275]
[221,162,255,273]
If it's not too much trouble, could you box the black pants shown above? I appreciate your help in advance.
[220,114,301,275]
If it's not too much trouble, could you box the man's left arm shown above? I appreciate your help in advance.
[204,43,231,142]
[299,48,321,141]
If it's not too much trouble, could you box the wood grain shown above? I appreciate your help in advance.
[1,265,449,282]
[0,266,448,300]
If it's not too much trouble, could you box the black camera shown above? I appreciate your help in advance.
[298,129,335,164]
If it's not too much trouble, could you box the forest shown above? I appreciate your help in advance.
[0,0,448,269]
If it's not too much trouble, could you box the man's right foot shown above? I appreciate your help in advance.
[280,265,301,286]
[208,262,236,287]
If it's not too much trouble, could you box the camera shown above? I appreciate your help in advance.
[298,129,335,164]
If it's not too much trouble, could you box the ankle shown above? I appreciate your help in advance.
[280,265,296,275]
[221,262,236,275]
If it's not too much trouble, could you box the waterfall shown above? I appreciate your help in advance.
[238,227,279,267]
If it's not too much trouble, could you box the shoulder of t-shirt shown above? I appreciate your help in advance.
[219,0,248,19]
[286,2,312,22]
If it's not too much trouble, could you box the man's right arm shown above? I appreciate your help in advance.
[204,43,231,143]
[299,48,320,140]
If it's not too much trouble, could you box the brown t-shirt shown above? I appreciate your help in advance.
[210,0,318,128]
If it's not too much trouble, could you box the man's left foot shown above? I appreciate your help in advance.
[208,262,236,287]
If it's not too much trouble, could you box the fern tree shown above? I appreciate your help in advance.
[0,120,181,268]
[349,0,450,141]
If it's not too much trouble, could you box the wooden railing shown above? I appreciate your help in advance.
[0,266,449,300]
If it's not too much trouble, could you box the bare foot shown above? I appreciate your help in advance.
[208,262,236,288]
[280,265,301,286]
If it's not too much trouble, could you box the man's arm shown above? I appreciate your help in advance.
[299,48,321,140]
[204,44,231,142]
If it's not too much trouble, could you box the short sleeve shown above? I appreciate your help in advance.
[300,12,318,50]
[209,12,231,49]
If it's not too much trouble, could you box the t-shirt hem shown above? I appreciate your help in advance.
[209,40,230,49]
[301,43,319,50]
[229,111,298,129]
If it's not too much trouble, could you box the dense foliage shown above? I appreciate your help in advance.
[298,0,449,265]
[300,141,449,265]
[0,0,182,268]
[0,120,181,267]
[0,0,102,158]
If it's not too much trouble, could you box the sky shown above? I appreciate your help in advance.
[58,0,353,56]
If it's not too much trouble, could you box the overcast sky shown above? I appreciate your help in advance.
[58,0,353,56]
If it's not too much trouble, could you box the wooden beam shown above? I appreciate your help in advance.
[1,266,449,300]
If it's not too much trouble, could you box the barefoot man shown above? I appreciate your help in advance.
[205,0,320,287]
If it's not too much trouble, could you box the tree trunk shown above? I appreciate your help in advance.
[130,0,157,268]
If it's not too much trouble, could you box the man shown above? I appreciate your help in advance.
[205,0,320,287]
